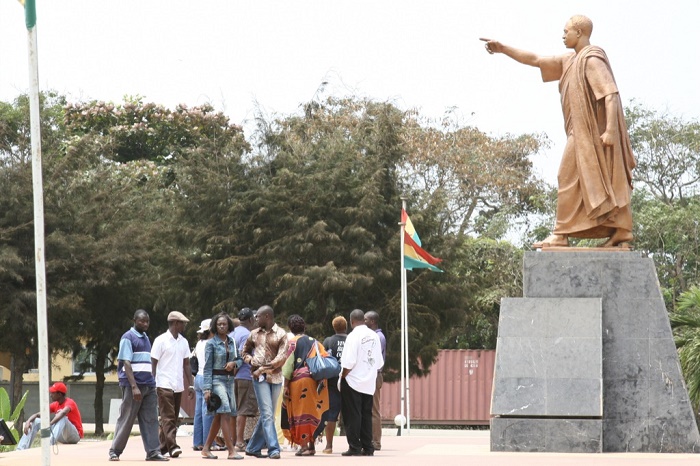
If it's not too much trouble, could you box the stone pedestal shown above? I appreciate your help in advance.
[490,251,700,453]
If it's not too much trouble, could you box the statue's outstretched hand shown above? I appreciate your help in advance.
[480,38,503,54]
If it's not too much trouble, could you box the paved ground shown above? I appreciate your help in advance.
[2,428,700,465]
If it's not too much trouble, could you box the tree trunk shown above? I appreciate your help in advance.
[11,353,28,428]
[93,350,107,435]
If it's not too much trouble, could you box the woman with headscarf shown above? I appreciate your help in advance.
[281,314,329,456]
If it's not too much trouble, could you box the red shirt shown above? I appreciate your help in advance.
[50,397,83,438]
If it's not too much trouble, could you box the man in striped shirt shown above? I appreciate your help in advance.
[109,309,168,462]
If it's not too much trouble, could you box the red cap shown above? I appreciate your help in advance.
[49,382,67,394]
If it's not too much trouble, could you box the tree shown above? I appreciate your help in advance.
[626,103,700,205]
[401,110,548,239]
[439,237,524,350]
[59,97,249,432]
[626,103,700,302]
[0,92,74,413]
[64,96,241,164]
[248,97,406,338]
[670,286,700,412]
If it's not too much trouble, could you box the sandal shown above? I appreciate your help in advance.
[193,445,204,451]
[202,452,218,459]
[322,448,332,454]
[301,449,316,456]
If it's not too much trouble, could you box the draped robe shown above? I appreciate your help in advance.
[540,46,635,238]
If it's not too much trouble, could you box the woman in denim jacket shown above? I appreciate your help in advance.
[202,312,242,460]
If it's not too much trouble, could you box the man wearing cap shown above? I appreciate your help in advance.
[17,382,83,450]
[109,309,168,461]
[151,311,195,458]
[230,307,258,451]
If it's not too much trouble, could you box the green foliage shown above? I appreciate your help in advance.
[439,237,523,349]
[626,102,700,204]
[0,387,29,451]
[64,96,248,164]
[671,286,700,410]
[401,110,549,239]
[626,103,700,301]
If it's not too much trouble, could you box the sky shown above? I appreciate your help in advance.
[1,0,699,184]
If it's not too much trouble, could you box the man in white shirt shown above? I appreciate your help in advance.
[151,311,194,458]
[339,309,384,457]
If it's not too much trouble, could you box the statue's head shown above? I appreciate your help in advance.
[563,15,593,50]
[569,15,593,38]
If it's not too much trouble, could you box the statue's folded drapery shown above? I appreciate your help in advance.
[540,46,636,238]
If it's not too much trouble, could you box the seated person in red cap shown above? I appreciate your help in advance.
[17,382,83,449]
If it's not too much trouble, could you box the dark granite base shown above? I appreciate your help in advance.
[491,417,602,452]
[490,252,700,453]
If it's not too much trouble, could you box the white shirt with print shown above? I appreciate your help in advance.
[341,324,384,395]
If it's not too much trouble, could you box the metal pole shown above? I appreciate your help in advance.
[27,17,51,466]
[405,283,411,433]
[398,198,407,436]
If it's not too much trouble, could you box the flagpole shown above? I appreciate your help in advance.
[25,1,51,464]
[399,198,407,436]
[401,199,411,435]
[404,280,411,434]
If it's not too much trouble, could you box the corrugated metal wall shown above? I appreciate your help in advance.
[380,349,495,426]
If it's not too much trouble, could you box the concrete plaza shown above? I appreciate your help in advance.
[1,427,699,466]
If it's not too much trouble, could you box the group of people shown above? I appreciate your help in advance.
[13,305,385,461]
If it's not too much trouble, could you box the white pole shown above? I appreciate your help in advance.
[27,16,51,466]
[399,198,407,436]
[404,282,411,433]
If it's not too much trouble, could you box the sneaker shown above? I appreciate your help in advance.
[109,452,120,461]
[269,452,281,459]
[170,447,182,458]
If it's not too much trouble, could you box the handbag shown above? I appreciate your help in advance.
[190,355,199,376]
[306,340,341,381]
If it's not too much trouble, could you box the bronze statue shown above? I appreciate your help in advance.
[481,15,635,248]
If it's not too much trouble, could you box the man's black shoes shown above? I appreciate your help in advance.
[245,451,269,458]
[146,453,170,461]
[341,450,363,456]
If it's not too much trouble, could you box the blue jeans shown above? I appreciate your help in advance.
[17,417,80,450]
[193,374,214,447]
[246,379,281,455]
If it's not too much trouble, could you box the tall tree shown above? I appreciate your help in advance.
[626,103,700,302]
[0,92,74,412]
[401,111,548,239]
[60,97,249,432]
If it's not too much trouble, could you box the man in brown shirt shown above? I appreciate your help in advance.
[481,15,635,248]
[241,305,288,459]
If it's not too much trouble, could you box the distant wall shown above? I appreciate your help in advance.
[0,382,122,423]
[0,381,195,424]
